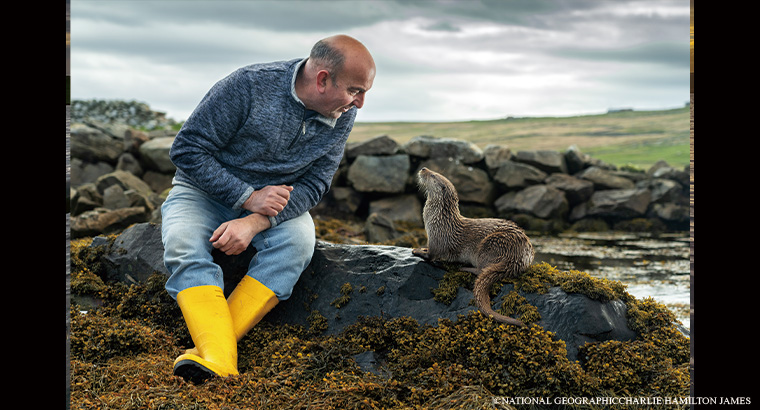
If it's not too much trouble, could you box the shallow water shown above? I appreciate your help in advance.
[531,231,690,328]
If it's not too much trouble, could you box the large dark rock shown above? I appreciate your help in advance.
[87,223,640,361]
[347,154,410,193]
[265,241,478,332]
[494,184,569,219]
[403,135,484,164]
[345,135,399,159]
[514,150,568,174]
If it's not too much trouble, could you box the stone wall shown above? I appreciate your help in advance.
[67,103,690,239]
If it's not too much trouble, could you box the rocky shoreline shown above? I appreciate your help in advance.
[67,101,691,408]
[67,100,690,240]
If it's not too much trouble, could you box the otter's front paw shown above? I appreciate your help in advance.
[412,247,431,259]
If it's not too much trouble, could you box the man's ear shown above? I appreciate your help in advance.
[316,70,330,93]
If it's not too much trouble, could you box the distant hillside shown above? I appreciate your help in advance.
[349,106,690,169]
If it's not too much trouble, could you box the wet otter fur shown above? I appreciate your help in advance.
[412,167,534,326]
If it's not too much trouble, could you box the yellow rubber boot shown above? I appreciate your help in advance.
[184,276,279,356]
[173,285,239,384]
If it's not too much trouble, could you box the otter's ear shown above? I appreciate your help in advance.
[316,70,330,93]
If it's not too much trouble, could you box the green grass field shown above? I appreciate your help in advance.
[349,106,690,170]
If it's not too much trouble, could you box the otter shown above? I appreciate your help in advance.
[412,167,535,326]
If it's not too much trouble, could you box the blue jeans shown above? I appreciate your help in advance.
[161,184,316,300]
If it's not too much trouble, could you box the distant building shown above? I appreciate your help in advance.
[607,108,633,113]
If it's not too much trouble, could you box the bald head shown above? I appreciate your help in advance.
[309,34,375,82]
[297,34,376,119]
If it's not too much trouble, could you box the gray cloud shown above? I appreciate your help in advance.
[70,0,690,122]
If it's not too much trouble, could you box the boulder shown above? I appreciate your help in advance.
[586,188,652,220]
[345,135,399,159]
[514,150,568,174]
[492,160,547,190]
[95,170,154,198]
[564,145,591,174]
[508,285,636,361]
[364,213,402,243]
[368,195,423,225]
[545,173,594,206]
[70,207,149,238]
[576,166,635,190]
[494,185,569,219]
[347,154,410,193]
[87,223,640,362]
[70,158,114,187]
[139,136,177,173]
[70,123,124,164]
[403,135,484,164]
[483,144,513,173]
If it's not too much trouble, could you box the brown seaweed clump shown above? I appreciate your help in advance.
[69,235,690,409]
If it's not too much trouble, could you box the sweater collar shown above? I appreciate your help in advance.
[290,58,338,128]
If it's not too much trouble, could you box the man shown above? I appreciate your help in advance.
[161,34,375,383]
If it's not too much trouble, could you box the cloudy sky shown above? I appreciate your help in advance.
[68,0,690,123]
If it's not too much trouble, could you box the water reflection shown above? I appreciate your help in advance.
[532,232,690,328]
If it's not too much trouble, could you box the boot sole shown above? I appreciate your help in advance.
[173,359,218,384]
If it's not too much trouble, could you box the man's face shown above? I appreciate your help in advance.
[319,67,375,119]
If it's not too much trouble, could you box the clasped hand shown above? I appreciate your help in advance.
[210,185,293,255]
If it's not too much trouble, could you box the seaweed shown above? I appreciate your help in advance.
[69,231,690,409]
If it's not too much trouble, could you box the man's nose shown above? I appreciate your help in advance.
[353,93,365,109]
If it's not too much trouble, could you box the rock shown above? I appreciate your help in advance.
[494,185,569,219]
[123,128,150,154]
[347,154,410,193]
[70,123,124,164]
[364,213,401,243]
[102,185,131,210]
[116,152,144,177]
[311,187,363,218]
[95,222,168,284]
[483,144,513,172]
[70,158,115,187]
[498,285,636,361]
[564,145,590,174]
[636,178,683,204]
[545,173,594,206]
[91,224,639,362]
[95,170,154,198]
[514,150,568,174]
[139,137,177,173]
[586,188,652,220]
[70,207,148,238]
[266,241,480,333]
[142,170,174,194]
[648,202,689,225]
[70,183,102,216]
[368,195,422,225]
[492,160,548,190]
[403,135,484,164]
[576,166,635,190]
[345,135,399,159]
[651,166,689,187]
[417,158,496,205]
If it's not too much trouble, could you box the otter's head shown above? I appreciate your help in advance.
[417,167,459,203]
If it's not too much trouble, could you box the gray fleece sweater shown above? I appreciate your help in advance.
[170,58,356,227]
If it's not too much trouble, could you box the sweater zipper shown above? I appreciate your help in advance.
[288,115,307,150]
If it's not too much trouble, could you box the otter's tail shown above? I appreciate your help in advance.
[472,263,525,327]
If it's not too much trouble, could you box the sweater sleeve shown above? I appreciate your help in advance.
[169,70,256,209]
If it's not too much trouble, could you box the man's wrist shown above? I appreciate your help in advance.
[244,212,272,230]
